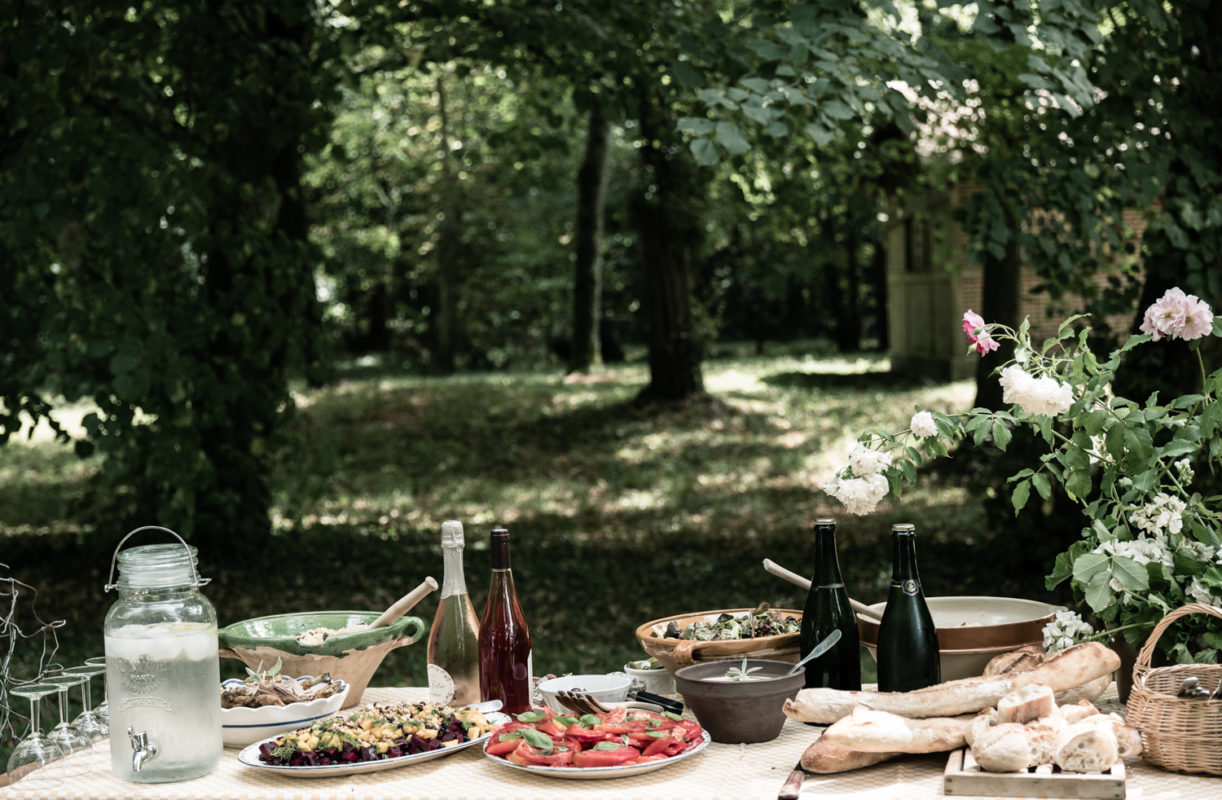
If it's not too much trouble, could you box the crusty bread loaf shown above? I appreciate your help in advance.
[1024,714,1069,765]
[800,735,902,773]
[1056,700,1100,724]
[984,645,1045,676]
[973,723,1033,772]
[996,685,1056,724]
[1055,674,1109,705]
[963,708,996,748]
[783,642,1120,724]
[820,706,970,753]
[1054,721,1119,773]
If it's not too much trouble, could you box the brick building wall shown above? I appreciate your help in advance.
[886,191,1146,381]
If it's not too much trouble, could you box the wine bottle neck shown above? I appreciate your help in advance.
[812,526,845,588]
[890,531,920,586]
[440,544,469,598]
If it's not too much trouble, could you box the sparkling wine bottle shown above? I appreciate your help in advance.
[426,520,481,705]
[799,518,861,690]
[477,526,533,713]
[876,522,940,692]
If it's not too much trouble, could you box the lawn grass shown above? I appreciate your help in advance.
[3,346,1066,759]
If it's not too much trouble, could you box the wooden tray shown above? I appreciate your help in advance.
[944,748,1125,799]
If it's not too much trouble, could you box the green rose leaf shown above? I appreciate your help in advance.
[1031,473,1052,500]
[1111,556,1149,592]
[1072,552,1109,583]
[1011,478,1031,514]
[1083,571,1113,613]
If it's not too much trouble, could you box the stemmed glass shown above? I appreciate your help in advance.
[5,683,66,788]
[43,673,94,775]
[63,663,109,741]
[84,656,108,726]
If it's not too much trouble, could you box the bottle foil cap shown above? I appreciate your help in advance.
[441,520,465,548]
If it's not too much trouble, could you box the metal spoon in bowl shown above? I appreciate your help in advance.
[784,629,843,677]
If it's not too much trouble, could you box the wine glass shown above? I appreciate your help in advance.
[43,673,94,774]
[63,663,109,740]
[5,683,66,788]
[84,655,108,726]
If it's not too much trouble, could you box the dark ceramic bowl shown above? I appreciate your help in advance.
[674,659,804,744]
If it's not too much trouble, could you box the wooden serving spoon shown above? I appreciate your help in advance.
[761,558,884,622]
[370,576,439,629]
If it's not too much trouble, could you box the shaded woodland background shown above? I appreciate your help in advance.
[4,0,1222,766]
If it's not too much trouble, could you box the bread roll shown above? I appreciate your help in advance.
[821,706,970,753]
[800,735,902,773]
[996,685,1055,724]
[784,642,1119,724]
[972,723,1032,772]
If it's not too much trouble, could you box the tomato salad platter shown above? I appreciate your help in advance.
[482,706,711,780]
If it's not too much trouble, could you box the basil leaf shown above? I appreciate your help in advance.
[578,713,602,727]
[592,741,624,751]
[497,731,523,743]
[515,711,547,723]
[646,730,669,738]
[664,711,683,722]
[553,715,578,727]
[521,729,554,751]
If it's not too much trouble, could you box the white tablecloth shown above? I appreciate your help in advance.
[3,686,1217,799]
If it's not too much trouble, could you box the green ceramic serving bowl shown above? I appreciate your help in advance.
[218,611,425,658]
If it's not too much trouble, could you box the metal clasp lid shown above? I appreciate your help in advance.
[104,525,210,592]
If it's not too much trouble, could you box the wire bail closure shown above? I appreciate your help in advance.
[104,524,209,592]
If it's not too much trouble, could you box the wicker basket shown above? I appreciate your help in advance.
[1125,603,1222,775]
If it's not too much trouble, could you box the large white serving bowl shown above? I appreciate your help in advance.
[858,596,1064,681]
[220,677,350,748]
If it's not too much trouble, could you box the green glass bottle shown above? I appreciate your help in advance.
[799,518,861,690]
[876,522,940,692]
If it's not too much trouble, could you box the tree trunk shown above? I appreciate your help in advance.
[974,211,1023,410]
[434,74,461,373]
[570,98,611,373]
[634,90,705,401]
[837,228,861,352]
[870,236,888,350]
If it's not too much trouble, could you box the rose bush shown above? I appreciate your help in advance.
[825,288,1222,662]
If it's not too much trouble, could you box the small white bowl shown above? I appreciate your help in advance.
[220,676,349,748]
[624,663,676,696]
[537,674,631,715]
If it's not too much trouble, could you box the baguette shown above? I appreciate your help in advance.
[821,706,971,753]
[784,642,1119,724]
[800,735,903,774]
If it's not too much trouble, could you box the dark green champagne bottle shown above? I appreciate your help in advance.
[876,523,940,692]
[799,518,861,690]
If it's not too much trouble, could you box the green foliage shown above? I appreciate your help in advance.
[0,3,337,546]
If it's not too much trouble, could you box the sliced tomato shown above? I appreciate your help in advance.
[486,736,523,757]
[676,719,704,742]
[516,743,575,767]
[565,723,614,744]
[572,744,641,768]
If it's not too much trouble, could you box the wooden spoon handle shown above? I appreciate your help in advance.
[370,577,438,629]
[761,559,884,622]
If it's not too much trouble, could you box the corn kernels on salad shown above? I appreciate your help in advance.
[257,700,489,766]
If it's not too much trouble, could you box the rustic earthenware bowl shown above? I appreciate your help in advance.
[674,659,804,744]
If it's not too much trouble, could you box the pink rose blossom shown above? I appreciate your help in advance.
[1140,287,1214,341]
[962,310,999,355]
[962,310,986,341]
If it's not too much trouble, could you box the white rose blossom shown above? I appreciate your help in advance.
[998,365,1075,417]
[823,474,889,516]
[848,444,892,477]
[910,411,938,438]
[1129,493,1186,537]
[1042,610,1094,652]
